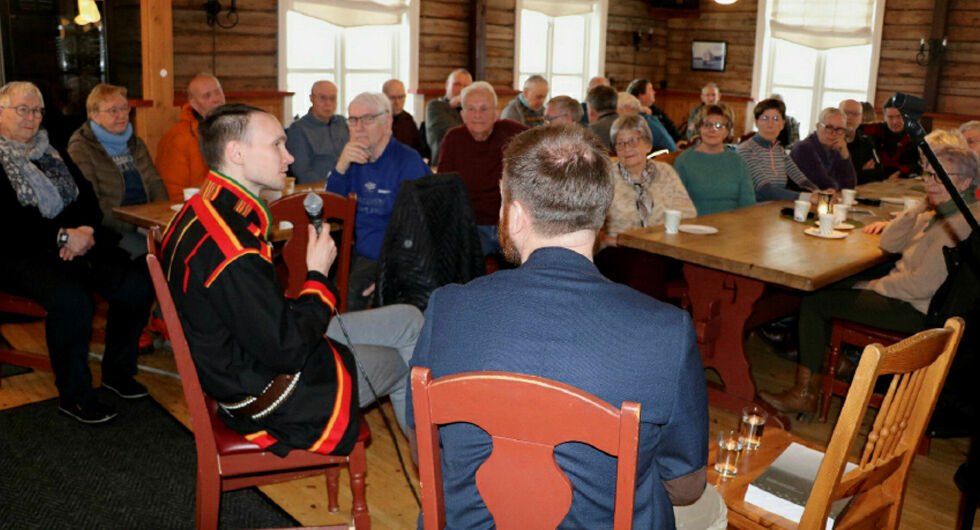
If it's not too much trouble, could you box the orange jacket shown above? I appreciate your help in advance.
[156,104,210,200]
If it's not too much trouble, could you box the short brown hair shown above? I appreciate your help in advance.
[501,124,613,236]
[753,98,785,120]
[587,85,618,113]
[198,104,265,169]
[86,84,128,119]
[695,103,735,143]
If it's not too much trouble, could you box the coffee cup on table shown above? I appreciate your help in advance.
[833,204,849,226]
[841,189,856,206]
[818,213,835,236]
[798,191,812,204]
[904,197,918,210]
[793,200,810,222]
[183,187,199,202]
[283,177,296,195]
[664,209,681,234]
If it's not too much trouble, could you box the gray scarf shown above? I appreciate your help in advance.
[0,129,78,218]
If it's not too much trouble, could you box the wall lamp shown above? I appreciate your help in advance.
[916,37,947,66]
[204,0,239,29]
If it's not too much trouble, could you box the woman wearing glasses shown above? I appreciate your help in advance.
[736,98,819,202]
[0,81,153,423]
[673,104,755,215]
[790,107,857,191]
[67,84,167,258]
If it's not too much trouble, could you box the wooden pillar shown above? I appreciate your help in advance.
[922,0,950,113]
[137,0,178,160]
[470,0,487,81]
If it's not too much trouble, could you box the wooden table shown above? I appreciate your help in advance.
[617,181,925,428]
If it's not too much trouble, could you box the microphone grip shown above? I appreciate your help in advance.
[310,217,323,235]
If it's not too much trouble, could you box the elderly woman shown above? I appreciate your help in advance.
[0,81,153,423]
[790,107,857,191]
[68,84,168,257]
[674,104,755,215]
[617,92,676,152]
[761,144,980,414]
[736,98,819,201]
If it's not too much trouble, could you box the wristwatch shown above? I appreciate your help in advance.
[57,228,69,249]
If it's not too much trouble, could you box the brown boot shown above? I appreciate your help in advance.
[759,365,820,415]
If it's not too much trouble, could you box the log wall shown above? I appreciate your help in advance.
[604,1,669,91]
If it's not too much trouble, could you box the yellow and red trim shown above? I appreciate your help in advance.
[299,279,337,311]
[308,342,354,454]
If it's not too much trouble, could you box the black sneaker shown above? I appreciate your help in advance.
[102,376,149,399]
[59,399,117,424]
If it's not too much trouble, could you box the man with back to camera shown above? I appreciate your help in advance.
[407,123,727,529]
[425,69,472,164]
[858,97,922,179]
[586,84,619,151]
[500,75,549,128]
[160,104,423,454]
[285,80,349,184]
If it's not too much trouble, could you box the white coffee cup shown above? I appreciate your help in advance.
[841,189,856,206]
[798,192,812,204]
[664,209,681,234]
[818,213,835,237]
[833,204,849,226]
[904,197,918,210]
[793,200,810,222]
[183,187,199,201]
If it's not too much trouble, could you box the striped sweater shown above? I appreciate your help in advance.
[736,134,816,201]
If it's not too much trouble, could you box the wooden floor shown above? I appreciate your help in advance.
[1,321,976,529]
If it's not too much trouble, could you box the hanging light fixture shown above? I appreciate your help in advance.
[714,0,737,4]
[74,0,101,25]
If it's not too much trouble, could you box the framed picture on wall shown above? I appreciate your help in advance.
[691,41,727,72]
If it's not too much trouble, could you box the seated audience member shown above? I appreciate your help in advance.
[67,83,168,258]
[736,98,819,202]
[161,103,424,448]
[963,121,980,200]
[382,78,424,155]
[761,144,980,415]
[628,78,682,142]
[769,94,800,147]
[685,83,720,141]
[580,76,610,125]
[586,84,619,151]
[425,69,472,164]
[675,104,755,215]
[861,101,876,123]
[603,114,695,247]
[407,123,725,529]
[840,98,882,184]
[437,81,528,256]
[790,107,857,191]
[286,80,348,184]
[858,97,922,179]
[543,95,584,126]
[0,81,153,423]
[157,73,226,200]
[617,92,676,153]
[500,75,548,128]
[327,93,431,311]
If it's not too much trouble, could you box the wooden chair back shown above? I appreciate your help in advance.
[410,367,641,530]
[653,149,682,166]
[268,191,356,312]
[801,317,965,529]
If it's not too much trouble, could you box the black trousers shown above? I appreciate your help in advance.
[0,246,153,403]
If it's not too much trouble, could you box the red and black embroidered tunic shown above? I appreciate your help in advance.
[160,170,360,456]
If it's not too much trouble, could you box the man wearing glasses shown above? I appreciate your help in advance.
[840,99,882,184]
[286,80,349,185]
[327,92,431,310]
[542,95,584,126]
[790,107,857,191]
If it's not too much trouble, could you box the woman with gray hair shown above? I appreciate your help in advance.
[790,107,857,190]
[617,92,676,152]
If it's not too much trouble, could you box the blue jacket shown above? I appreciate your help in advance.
[286,111,349,184]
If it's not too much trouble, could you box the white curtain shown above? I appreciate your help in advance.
[290,0,409,27]
[522,0,595,17]
[770,0,875,49]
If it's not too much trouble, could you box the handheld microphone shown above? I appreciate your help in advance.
[303,192,323,234]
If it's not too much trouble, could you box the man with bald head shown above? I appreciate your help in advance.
[425,69,472,163]
[685,83,721,141]
[156,73,227,199]
[840,98,881,183]
[285,80,349,184]
[501,75,548,128]
[382,78,424,155]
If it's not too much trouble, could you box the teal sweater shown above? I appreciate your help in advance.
[674,149,756,216]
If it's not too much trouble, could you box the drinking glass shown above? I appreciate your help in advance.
[739,405,767,450]
[715,430,743,478]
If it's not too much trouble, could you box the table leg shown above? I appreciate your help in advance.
[683,264,791,429]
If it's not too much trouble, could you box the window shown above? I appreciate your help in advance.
[752,0,884,134]
[280,1,416,126]
[515,0,607,99]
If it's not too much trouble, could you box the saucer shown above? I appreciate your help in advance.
[677,224,719,235]
[804,227,847,239]
[816,221,855,230]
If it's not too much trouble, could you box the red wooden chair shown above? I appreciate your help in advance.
[411,366,641,530]
[269,192,357,313]
[0,292,51,380]
[146,230,370,529]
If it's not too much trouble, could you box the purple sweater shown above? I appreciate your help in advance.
[790,133,857,191]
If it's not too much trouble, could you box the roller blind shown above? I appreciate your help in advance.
[770,0,875,49]
[522,0,596,17]
[290,0,409,27]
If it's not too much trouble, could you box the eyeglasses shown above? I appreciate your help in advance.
[843,110,862,118]
[614,137,645,150]
[758,115,782,123]
[820,124,847,134]
[923,170,965,183]
[700,121,729,130]
[1,105,45,118]
[347,111,386,127]
[99,105,130,116]
[544,113,568,122]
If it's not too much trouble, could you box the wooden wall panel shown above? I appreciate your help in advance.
[419,0,472,93]
[604,1,669,91]
[935,0,980,116]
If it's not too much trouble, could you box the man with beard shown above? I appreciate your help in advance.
[858,97,922,179]
[406,124,725,529]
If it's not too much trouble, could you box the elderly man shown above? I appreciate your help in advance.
[382,78,423,155]
[285,80,348,185]
[627,78,681,142]
[685,83,721,141]
[156,73,226,200]
[407,124,726,529]
[586,84,619,151]
[437,81,528,255]
[161,103,424,449]
[501,75,548,128]
[858,97,922,179]
[425,69,472,164]
[841,98,882,183]
[327,93,431,310]
[543,95,584,126]
[790,107,857,190]
[581,76,610,125]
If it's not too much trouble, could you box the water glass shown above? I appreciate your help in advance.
[715,430,743,478]
[739,405,768,451]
